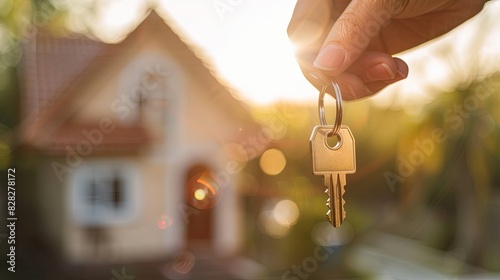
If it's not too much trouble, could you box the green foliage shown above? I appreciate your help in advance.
[245,75,500,273]
[0,0,67,168]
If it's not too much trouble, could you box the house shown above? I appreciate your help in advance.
[19,9,263,266]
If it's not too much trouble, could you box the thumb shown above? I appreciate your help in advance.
[314,0,394,75]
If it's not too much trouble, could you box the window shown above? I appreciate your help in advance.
[138,71,169,128]
[70,162,139,226]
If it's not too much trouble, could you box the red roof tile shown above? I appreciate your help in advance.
[20,33,105,118]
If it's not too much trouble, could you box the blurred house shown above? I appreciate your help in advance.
[19,10,262,265]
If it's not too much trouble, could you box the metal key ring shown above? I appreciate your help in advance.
[310,72,343,135]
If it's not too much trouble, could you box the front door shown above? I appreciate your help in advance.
[185,165,220,247]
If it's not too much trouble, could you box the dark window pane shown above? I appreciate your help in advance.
[111,174,123,209]
[87,178,97,216]
[87,178,97,205]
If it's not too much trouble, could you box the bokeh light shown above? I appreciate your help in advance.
[273,199,300,226]
[193,188,207,201]
[258,210,290,239]
[257,199,300,238]
[259,148,287,175]
[157,214,173,230]
[172,251,196,274]
[161,250,196,279]
[186,169,222,210]
[311,221,353,247]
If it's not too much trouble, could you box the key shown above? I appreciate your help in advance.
[310,125,356,227]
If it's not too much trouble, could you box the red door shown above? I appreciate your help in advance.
[185,165,221,246]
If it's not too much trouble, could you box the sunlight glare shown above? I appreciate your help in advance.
[214,7,316,105]
[59,0,500,106]
[93,0,145,42]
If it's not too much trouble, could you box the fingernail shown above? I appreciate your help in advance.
[314,44,346,71]
[396,70,408,79]
[366,63,395,81]
[384,70,408,84]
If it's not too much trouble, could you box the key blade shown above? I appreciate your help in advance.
[339,173,346,221]
[324,174,345,227]
[325,174,344,227]
[331,173,344,227]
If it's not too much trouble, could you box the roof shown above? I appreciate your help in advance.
[20,33,105,119]
[35,123,150,155]
[18,9,259,154]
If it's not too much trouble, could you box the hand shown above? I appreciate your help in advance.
[288,0,487,100]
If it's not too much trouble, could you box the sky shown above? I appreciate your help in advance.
[158,0,314,105]
[61,0,500,108]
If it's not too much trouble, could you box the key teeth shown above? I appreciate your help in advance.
[342,199,346,218]
[341,186,346,221]
[326,187,331,222]
[342,198,346,220]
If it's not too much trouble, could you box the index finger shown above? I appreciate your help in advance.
[288,0,349,90]
[288,0,332,53]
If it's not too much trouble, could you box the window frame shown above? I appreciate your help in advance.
[69,161,140,226]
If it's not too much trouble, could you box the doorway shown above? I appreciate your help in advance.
[185,165,221,246]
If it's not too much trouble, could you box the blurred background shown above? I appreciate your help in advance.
[1,0,500,279]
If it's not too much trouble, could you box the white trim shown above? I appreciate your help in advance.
[69,160,140,226]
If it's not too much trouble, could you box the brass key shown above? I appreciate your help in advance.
[310,125,356,227]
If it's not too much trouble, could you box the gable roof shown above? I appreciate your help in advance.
[20,33,105,119]
[19,9,259,154]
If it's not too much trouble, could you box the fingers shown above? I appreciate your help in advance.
[288,0,486,101]
[288,0,411,100]
[393,0,458,18]
[346,51,399,82]
[314,0,395,75]
[311,0,403,98]
[334,71,406,101]
[288,0,350,46]
[288,0,336,67]
[336,55,409,100]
